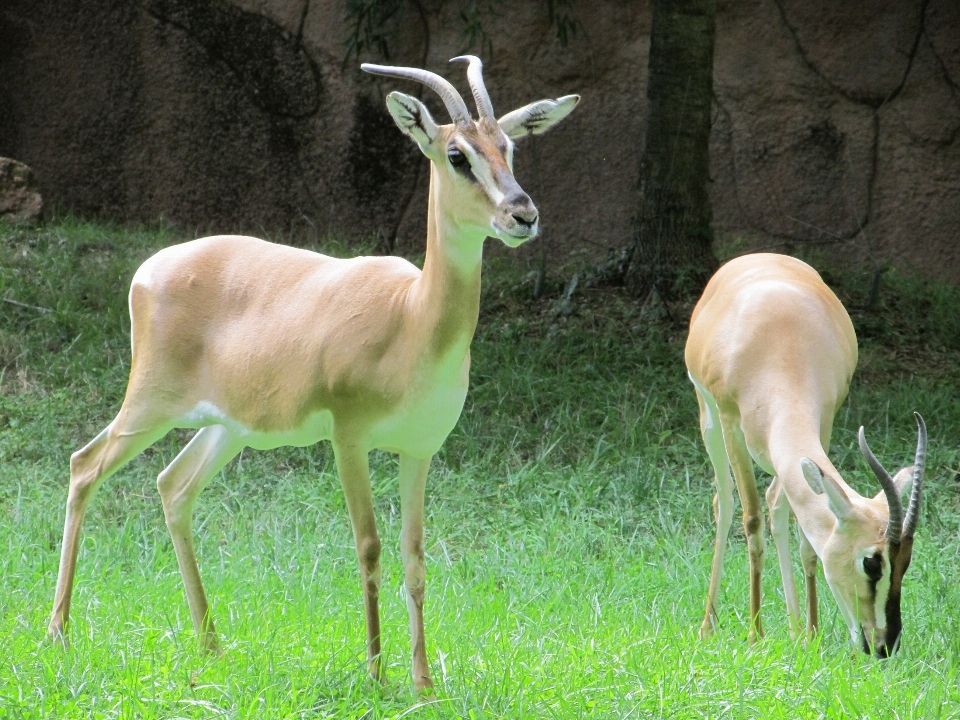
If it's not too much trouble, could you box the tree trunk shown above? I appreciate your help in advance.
[625,0,718,300]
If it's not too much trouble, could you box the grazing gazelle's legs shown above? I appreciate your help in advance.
[798,525,820,636]
[695,386,735,640]
[719,410,766,644]
[157,425,242,652]
[765,476,802,638]
[332,438,383,683]
[399,453,432,691]
[48,415,171,642]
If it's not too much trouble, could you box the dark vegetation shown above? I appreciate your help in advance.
[344,0,581,64]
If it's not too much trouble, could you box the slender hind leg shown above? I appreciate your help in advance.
[695,386,735,640]
[798,524,819,638]
[48,417,171,642]
[332,437,383,684]
[157,425,242,652]
[718,410,766,644]
[399,453,433,693]
[765,476,802,638]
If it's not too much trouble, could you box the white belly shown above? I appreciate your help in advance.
[177,368,468,458]
[177,400,334,451]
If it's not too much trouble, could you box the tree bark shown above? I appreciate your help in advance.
[625,0,718,300]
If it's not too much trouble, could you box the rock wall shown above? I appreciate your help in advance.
[0,0,957,282]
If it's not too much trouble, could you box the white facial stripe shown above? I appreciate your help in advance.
[458,141,505,205]
[506,139,515,171]
[874,550,891,629]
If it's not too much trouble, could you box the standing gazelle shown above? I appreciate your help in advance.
[685,253,925,656]
[47,57,579,691]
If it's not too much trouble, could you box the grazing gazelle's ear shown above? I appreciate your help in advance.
[498,95,580,140]
[385,91,440,151]
[892,466,914,499]
[801,458,853,521]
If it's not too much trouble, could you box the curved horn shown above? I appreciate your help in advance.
[450,55,495,119]
[859,426,904,544]
[902,412,926,539]
[361,63,472,127]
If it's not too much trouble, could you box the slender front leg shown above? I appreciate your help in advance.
[765,476,802,639]
[157,425,242,652]
[695,389,735,640]
[333,438,383,684]
[399,453,433,693]
[720,411,765,644]
[798,524,819,638]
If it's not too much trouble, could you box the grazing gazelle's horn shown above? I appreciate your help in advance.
[361,63,473,127]
[859,426,904,544]
[450,55,495,119]
[903,412,927,539]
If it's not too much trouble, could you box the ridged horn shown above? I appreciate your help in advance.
[859,426,904,545]
[361,63,472,127]
[902,412,926,539]
[450,55,495,119]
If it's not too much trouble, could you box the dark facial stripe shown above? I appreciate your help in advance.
[864,552,883,596]
[883,539,914,656]
[865,554,884,657]
[453,160,477,184]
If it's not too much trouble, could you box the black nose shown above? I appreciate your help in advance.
[505,189,537,227]
[512,211,538,228]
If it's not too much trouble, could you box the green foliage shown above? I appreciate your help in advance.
[2,220,960,717]
[459,0,503,60]
[543,0,581,46]
[344,0,406,64]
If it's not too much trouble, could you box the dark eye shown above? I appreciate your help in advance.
[447,148,468,167]
[863,554,883,580]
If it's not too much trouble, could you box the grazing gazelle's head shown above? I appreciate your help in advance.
[362,56,579,247]
[801,413,926,657]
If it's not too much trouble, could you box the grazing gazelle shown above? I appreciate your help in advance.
[685,253,925,656]
[47,56,579,691]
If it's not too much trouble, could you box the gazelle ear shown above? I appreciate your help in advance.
[872,467,914,503]
[893,465,914,500]
[801,458,854,521]
[385,91,440,152]
[498,95,580,140]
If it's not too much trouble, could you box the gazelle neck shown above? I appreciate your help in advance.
[414,165,485,360]
[769,425,848,553]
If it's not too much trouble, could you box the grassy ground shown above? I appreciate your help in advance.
[2,219,960,718]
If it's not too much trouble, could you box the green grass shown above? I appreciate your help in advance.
[2,218,960,718]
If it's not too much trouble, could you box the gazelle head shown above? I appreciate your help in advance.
[801,413,926,657]
[362,56,579,247]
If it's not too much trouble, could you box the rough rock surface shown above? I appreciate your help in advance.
[0,0,957,282]
[0,157,42,222]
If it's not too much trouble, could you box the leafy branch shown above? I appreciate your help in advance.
[343,0,406,66]
[544,0,581,46]
[344,0,580,65]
